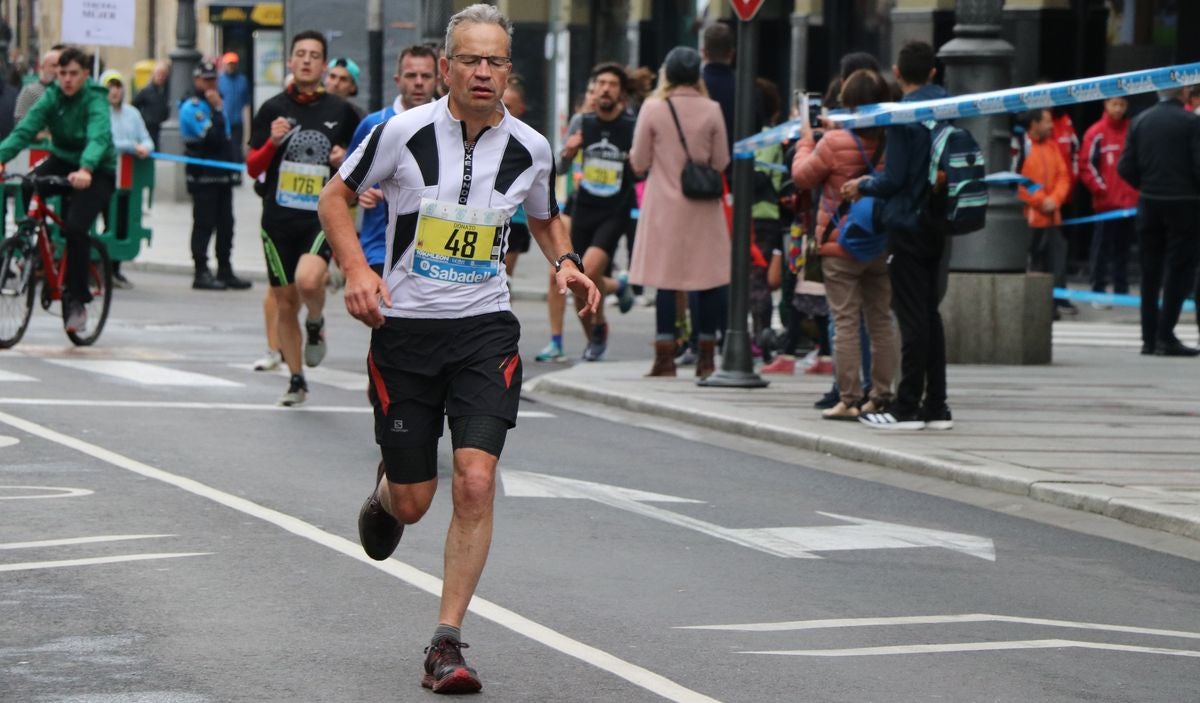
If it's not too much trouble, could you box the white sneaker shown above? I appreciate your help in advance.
[253,350,282,371]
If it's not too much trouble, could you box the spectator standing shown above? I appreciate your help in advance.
[133,60,171,148]
[629,46,730,378]
[218,52,250,165]
[101,69,154,289]
[700,23,735,158]
[179,61,252,292]
[14,47,62,122]
[791,69,899,421]
[1017,108,1072,319]
[843,41,952,431]
[1117,87,1200,357]
[1079,97,1138,306]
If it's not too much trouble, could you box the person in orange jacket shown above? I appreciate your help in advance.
[1018,108,1073,318]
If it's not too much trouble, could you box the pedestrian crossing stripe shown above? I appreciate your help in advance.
[226,363,369,390]
[0,370,36,382]
[44,360,243,387]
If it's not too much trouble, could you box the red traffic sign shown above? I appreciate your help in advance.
[729,0,765,21]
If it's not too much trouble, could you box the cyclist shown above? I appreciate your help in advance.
[246,30,360,406]
[318,5,598,693]
[0,46,115,334]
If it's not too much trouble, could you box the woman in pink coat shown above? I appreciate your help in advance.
[628,46,731,378]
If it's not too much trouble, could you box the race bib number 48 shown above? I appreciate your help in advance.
[412,199,505,284]
[276,160,328,211]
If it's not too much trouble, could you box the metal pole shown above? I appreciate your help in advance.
[699,16,767,389]
[367,0,383,112]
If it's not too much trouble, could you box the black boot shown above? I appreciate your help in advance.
[193,269,227,290]
[217,265,253,290]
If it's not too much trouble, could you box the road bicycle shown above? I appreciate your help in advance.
[0,173,112,348]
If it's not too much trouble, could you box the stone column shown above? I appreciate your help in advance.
[938,0,1051,364]
[159,0,203,202]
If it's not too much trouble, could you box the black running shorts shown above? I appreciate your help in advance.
[261,223,333,287]
[507,222,531,254]
[367,312,522,450]
[570,206,631,260]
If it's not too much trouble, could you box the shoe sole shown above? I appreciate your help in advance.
[277,394,306,407]
[925,421,954,430]
[822,413,860,421]
[422,669,482,694]
[859,415,926,430]
[305,344,327,368]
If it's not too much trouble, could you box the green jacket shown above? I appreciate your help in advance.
[0,80,116,173]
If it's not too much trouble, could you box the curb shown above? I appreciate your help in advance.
[526,374,1200,543]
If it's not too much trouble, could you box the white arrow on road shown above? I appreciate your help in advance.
[501,471,995,561]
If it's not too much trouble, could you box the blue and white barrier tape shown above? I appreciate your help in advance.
[150,151,244,172]
[1061,207,1137,227]
[734,62,1200,156]
[983,171,1041,192]
[1054,287,1195,313]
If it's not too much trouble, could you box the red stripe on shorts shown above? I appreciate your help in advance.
[368,351,390,415]
[502,354,520,389]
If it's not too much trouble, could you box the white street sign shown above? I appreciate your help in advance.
[62,0,136,47]
[501,471,995,561]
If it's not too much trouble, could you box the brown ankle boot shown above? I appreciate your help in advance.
[696,339,717,379]
[646,340,677,377]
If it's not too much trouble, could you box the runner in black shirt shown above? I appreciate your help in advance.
[557,63,638,360]
[246,30,360,406]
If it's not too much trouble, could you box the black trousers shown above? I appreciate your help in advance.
[27,155,115,303]
[1135,198,1199,347]
[190,184,235,273]
[1089,215,1134,294]
[889,250,947,415]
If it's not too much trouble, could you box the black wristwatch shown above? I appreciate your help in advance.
[554,252,584,274]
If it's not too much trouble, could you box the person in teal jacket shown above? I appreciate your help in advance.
[0,46,115,334]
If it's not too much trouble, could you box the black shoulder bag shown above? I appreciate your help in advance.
[666,98,723,200]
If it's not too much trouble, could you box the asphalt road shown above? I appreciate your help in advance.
[2,272,1198,702]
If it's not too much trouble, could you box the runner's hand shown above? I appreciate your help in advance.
[358,187,383,209]
[269,117,292,145]
[67,170,92,190]
[559,267,601,316]
[343,265,390,328]
[329,145,346,168]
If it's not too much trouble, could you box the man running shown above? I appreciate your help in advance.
[0,46,115,334]
[557,62,637,360]
[347,44,437,276]
[246,30,360,406]
[317,5,599,693]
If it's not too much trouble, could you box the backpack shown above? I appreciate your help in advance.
[828,132,888,262]
[926,121,988,235]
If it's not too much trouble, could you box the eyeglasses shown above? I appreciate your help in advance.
[449,54,512,69]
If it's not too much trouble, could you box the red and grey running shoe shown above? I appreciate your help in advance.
[421,638,482,694]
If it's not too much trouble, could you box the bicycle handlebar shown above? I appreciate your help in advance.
[1,173,73,188]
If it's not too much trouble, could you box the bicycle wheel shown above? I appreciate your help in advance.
[64,237,112,346]
[0,235,37,349]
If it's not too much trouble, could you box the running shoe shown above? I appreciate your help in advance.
[63,303,87,334]
[358,461,404,560]
[422,639,482,694]
[305,317,327,367]
[616,271,634,314]
[253,349,282,371]
[534,340,567,363]
[582,323,607,361]
[278,374,308,407]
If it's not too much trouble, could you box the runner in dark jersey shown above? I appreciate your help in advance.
[557,63,638,361]
[246,30,360,406]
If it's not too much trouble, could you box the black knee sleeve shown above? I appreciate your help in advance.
[380,442,439,484]
[449,415,510,458]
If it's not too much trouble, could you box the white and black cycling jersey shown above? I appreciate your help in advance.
[339,96,558,319]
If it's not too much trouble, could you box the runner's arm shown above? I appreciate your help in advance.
[319,174,389,328]
[527,214,600,315]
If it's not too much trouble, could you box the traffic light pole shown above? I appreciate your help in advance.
[699,15,768,389]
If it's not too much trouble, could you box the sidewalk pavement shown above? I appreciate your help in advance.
[526,349,1200,543]
[131,180,551,300]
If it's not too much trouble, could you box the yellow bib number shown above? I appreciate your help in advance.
[276,160,327,211]
[412,199,506,284]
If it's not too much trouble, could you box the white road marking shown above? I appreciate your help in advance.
[45,360,242,387]
[0,398,553,418]
[0,553,211,573]
[0,435,17,448]
[0,410,718,703]
[503,472,994,560]
[0,534,175,550]
[678,613,1200,641]
[0,485,94,500]
[743,639,1200,658]
[0,369,36,382]
[229,363,369,390]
